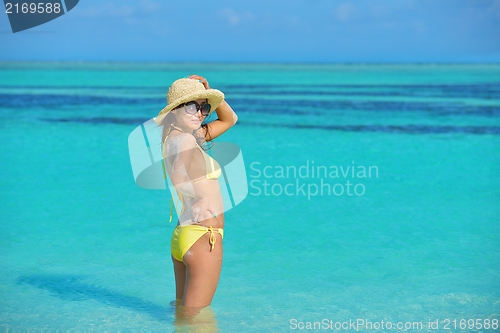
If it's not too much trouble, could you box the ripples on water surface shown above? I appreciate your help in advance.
[1,62,499,331]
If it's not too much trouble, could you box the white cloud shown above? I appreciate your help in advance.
[218,8,254,26]
[140,0,161,13]
[334,2,357,22]
[75,4,134,18]
[412,21,428,33]
[489,0,500,20]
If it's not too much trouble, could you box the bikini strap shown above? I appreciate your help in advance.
[162,124,183,158]
[162,123,186,223]
[208,226,216,251]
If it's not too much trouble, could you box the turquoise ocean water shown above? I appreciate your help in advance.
[1,62,499,332]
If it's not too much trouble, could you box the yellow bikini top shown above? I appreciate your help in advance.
[193,142,222,183]
[161,124,221,222]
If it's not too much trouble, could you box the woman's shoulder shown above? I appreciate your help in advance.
[166,131,197,151]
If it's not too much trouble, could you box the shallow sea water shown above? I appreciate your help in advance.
[0,62,499,332]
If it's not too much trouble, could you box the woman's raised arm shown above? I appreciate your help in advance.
[189,74,238,141]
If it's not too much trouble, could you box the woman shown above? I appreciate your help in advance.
[155,75,237,308]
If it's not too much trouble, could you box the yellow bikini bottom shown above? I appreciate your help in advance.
[171,225,224,262]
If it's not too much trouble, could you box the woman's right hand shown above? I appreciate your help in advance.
[191,197,216,223]
[189,74,210,90]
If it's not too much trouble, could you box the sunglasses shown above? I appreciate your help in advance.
[177,101,211,116]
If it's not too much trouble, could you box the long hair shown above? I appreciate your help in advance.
[160,111,213,154]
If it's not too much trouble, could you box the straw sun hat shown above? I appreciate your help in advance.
[154,78,225,125]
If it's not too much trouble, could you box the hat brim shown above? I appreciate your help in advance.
[154,89,224,125]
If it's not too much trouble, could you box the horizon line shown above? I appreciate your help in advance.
[0,60,499,66]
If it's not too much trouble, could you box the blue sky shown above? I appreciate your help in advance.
[1,0,499,63]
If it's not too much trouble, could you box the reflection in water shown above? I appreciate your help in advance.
[172,300,219,333]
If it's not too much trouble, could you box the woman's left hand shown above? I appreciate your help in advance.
[191,197,216,223]
[189,74,210,90]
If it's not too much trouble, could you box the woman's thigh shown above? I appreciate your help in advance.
[172,256,186,300]
[182,232,223,307]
